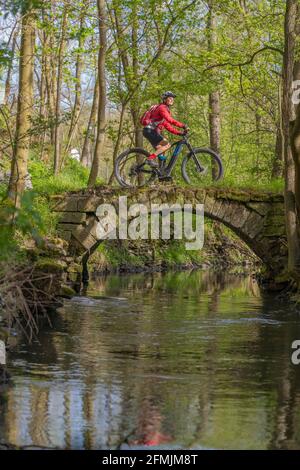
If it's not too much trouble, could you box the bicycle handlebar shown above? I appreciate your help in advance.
[181,131,192,139]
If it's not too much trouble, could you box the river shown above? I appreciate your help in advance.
[0,270,300,450]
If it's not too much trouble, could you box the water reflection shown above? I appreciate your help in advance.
[0,270,300,449]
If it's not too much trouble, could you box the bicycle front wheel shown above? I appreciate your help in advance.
[114,148,156,188]
[181,147,223,186]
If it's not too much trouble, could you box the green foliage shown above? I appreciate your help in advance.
[0,0,43,15]
[0,43,12,72]
[156,240,204,267]
[0,191,44,261]
[98,242,146,269]
[0,154,96,262]
[0,147,109,263]
[103,0,286,187]
[29,156,92,195]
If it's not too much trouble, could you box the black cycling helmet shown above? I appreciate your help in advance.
[161,91,176,101]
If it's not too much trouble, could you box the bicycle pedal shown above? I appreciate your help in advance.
[158,176,173,182]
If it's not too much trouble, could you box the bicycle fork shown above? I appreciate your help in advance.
[186,142,205,172]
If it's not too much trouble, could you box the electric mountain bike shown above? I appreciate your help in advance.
[114,133,223,188]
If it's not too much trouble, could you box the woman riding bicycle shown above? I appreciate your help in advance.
[114,93,223,188]
[141,91,189,167]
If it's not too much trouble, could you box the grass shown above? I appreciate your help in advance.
[156,241,205,266]
[212,176,284,193]
[180,175,284,194]
[0,155,93,261]
[0,155,105,246]
[29,157,92,195]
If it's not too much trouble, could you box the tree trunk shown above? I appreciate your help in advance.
[38,27,48,158]
[255,112,262,174]
[88,0,107,187]
[291,61,300,254]
[108,104,126,185]
[42,2,57,147]
[53,5,68,175]
[4,24,19,106]
[207,0,221,178]
[272,78,284,179]
[131,2,142,149]
[292,106,300,227]
[131,109,143,147]
[44,30,56,145]
[81,75,99,167]
[131,2,144,184]
[209,91,221,154]
[281,0,300,272]
[7,7,36,210]
[272,124,284,178]
[66,9,85,153]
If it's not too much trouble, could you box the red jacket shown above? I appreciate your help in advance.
[149,103,185,135]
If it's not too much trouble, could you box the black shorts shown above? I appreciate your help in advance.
[143,127,164,148]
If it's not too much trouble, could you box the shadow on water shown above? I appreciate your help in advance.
[0,270,300,450]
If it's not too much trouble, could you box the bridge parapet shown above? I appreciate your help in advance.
[51,185,287,273]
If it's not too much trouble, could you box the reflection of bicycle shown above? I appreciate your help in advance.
[114,133,223,188]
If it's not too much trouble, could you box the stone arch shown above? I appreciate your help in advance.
[52,186,287,275]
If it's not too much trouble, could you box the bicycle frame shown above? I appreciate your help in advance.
[135,135,205,177]
[159,135,204,176]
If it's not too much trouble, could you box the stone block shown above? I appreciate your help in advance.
[246,202,272,216]
[229,204,251,229]
[57,230,72,242]
[211,199,225,219]
[219,201,238,224]
[57,223,82,232]
[58,212,87,224]
[203,195,216,215]
[52,197,79,212]
[174,189,186,206]
[195,190,206,203]
[243,212,264,239]
[269,202,285,214]
[183,189,196,204]
[71,218,100,251]
[166,187,177,204]
[72,229,98,251]
[263,214,285,228]
[263,224,286,237]
[77,196,104,212]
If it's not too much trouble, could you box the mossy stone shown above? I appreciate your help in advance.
[59,285,76,297]
[34,258,67,273]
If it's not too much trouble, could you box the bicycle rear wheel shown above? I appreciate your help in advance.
[114,148,156,188]
[181,147,223,186]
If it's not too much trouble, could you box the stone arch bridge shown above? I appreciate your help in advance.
[51,185,287,274]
